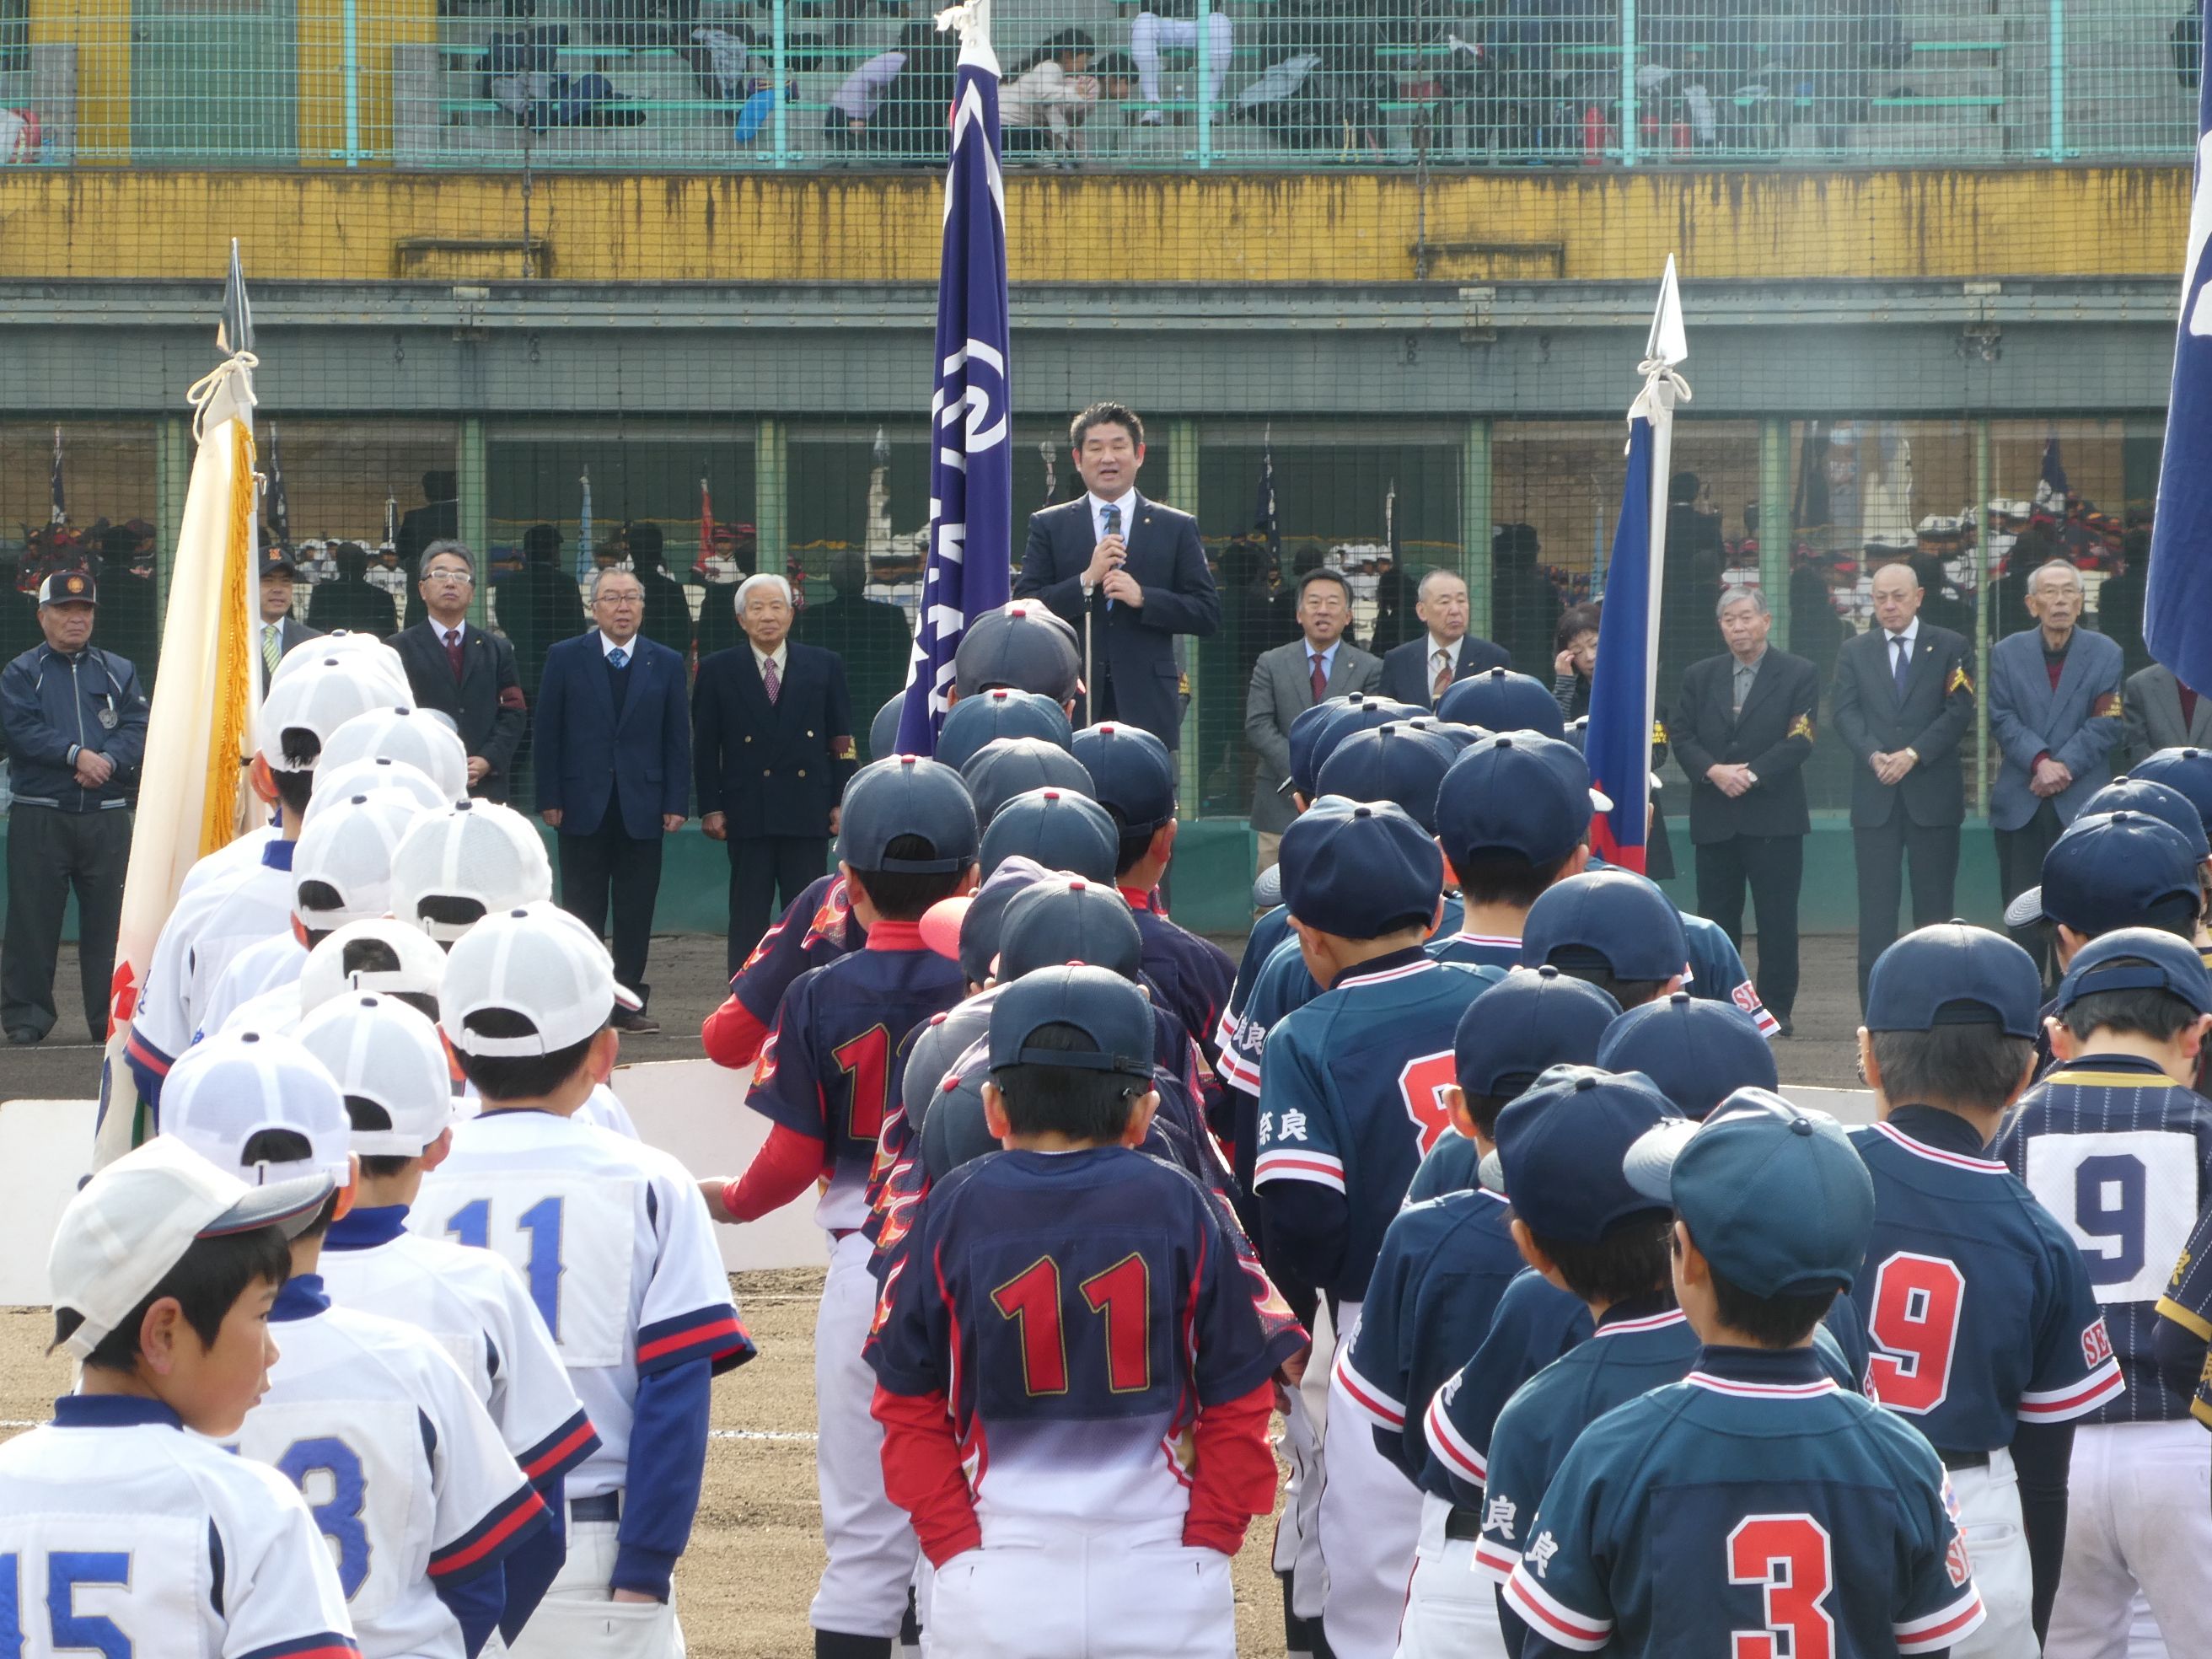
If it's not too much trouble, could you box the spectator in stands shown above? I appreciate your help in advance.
[2095,524,2151,679]
[494,523,586,704]
[694,523,756,663]
[626,522,697,663]
[1132,0,1233,121]
[1490,521,1565,675]
[797,548,912,726]
[1551,599,1601,721]
[1002,30,1102,158]
[827,21,958,161]
[394,471,457,631]
[306,541,400,637]
[94,523,161,685]
[1217,537,1282,701]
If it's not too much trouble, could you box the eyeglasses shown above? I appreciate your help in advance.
[427,568,474,584]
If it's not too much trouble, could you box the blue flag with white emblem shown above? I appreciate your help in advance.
[896,4,1012,755]
[2145,0,2212,695]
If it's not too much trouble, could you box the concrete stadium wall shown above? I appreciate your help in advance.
[0,167,2184,287]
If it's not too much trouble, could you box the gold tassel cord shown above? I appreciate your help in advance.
[197,419,256,856]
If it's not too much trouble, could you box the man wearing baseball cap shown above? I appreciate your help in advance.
[258,549,323,669]
[0,1136,357,1653]
[1,566,149,1045]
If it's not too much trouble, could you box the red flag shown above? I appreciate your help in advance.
[697,475,716,581]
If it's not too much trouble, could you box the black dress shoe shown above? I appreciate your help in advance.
[1774,1016,1795,1038]
[610,1007,661,1035]
[7,1026,42,1044]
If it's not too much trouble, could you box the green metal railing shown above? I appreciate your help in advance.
[0,0,2197,171]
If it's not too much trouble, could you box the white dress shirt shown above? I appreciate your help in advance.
[1882,617,1920,681]
[750,641,788,679]
[599,631,636,661]
[1087,489,1141,551]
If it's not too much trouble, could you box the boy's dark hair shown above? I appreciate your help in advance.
[57,1225,293,1372]
[455,1007,608,1101]
[1870,1021,2035,1111]
[847,834,971,921]
[2059,983,2201,1045]
[344,1096,417,1181]
[991,1022,1146,1142]
[1530,1216,1672,1307]
[1705,1258,1837,1349]
[1458,1082,1533,1140]
[1450,846,1578,911]
[271,742,316,815]
[1545,948,1667,1011]
[297,879,348,940]
[1071,401,1143,452]
[1113,823,1155,880]
[237,1129,341,1242]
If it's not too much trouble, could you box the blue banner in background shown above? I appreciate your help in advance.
[1586,413,1657,870]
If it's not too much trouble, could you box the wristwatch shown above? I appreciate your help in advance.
[1743,770,1759,788]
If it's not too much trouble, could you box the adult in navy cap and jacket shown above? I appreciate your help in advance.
[695,572,857,973]
[535,566,690,1033]
[1014,401,1219,749]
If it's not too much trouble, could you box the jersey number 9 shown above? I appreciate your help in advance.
[0,1551,132,1658]
[1866,1252,1964,1415]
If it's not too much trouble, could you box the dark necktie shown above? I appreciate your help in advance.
[1893,636,1910,697]
[764,658,781,704]
[1309,652,1328,702]
[443,627,464,681]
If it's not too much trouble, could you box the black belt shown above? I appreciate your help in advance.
[572,1492,622,1523]
[1937,1449,1990,1472]
[1444,1506,1484,1542]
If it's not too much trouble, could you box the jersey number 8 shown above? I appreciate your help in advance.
[1398,1052,1458,1156]
[0,1551,132,1657]
[276,1437,372,1599]
[1727,1513,1836,1659]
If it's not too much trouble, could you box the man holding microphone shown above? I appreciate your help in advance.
[1015,400,1219,750]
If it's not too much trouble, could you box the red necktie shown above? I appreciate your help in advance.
[443,628,464,681]
[1309,652,1328,702]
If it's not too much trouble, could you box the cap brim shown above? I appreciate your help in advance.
[612,980,643,1012]
[1587,786,1614,813]
[1622,1118,1699,1202]
[1253,866,1283,909]
[2002,886,2051,930]
[919,896,971,962]
[1478,1149,1506,1195]
[202,1171,338,1240]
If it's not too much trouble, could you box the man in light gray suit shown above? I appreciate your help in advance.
[1245,566,1380,868]
[1989,559,2126,969]
[2123,662,2212,765]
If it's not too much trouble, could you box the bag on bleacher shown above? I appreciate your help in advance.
[481,26,564,124]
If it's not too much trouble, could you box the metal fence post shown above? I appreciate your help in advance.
[341,0,362,164]
[1195,0,1212,169]
[1620,0,1639,167]
[772,0,790,168]
[2048,0,2065,160]
[1759,419,1791,651]
[756,418,789,568]
[1462,417,1493,641]
[1973,417,1994,813]
[1170,418,1202,796]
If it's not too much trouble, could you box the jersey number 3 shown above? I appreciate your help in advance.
[1728,1514,1836,1659]
[991,1254,1152,1397]
[0,1551,132,1657]
[1866,1253,1964,1415]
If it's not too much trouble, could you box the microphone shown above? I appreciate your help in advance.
[1101,503,1121,612]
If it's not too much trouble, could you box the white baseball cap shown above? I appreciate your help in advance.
[270,633,411,699]
[163,1028,354,1189]
[298,916,447,1017]
[442,902,640,1057]
[309,759,454,820]
[295,991,454,1156]
[292,792,426,930]
[390,803,553,942]
[48,1136,333,1360]
[319,707,469,803]
[259,662,412,772]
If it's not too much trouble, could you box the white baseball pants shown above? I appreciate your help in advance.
[1394,1493,1509,1659]
[1318,1303,1425,1659]
[813,1229,923,1639]
[2046,1420,2212,1659]
[926,1521,1234,1658]
[1949,1449,2035,1659]
[507,1512,685,1659]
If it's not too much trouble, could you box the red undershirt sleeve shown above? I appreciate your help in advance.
[720,1122,825,1222]
[871,1384,980,1565]
[1182,1380,1280,1554]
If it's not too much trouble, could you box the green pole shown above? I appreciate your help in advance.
[1463,417,1492,641]
[1759,419,1791,652]
[1169,418,1201,807]
[2048,0,2066,159]
[1974,418,1993,814]
[1619,0,1639,166]
[771,0,789,167]
[1195,0,1211,168]
[754,418,788,574]
[459,417,490,628]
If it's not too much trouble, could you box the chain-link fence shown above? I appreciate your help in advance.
[4,0,2200,170]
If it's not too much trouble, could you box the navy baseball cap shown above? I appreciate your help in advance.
[932,855,1050,985]
[1072,723,1178,835]
[1314,724,1458,834]
[1397,715,1487,754]
[2054,926,2212,1017]
[1492,1067,1681,1245]
[988,964,1156,1079]
[1595,991,1777,1120]
[1625,1089,1876,1297]
[2083,778,2211,861]
[1305,699,1425,797]
[953,601,1081,702]
[1436,668,1565,739]
[837,755,980,872]
[1453,965,1620,1097]
[901,996,996,1122]
[1436,733,1597,867]
[1521,870,1688,984]
[260,550,299,578]
[937,689,1074,773]
[2130,748,2212,839]
[960,737,1095,825]
[867,694,905,764]
[1864,922,2043,1036]
[1280,797,1443,941]
[978,787,1119,884]
[2003,810,2204,934]
[998,876,1146,982]
[1283,700,1347,801]
[36,569,95,607]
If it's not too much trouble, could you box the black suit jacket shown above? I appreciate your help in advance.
[1376,633,1511,708]
[271,617,324,660]
[1829,623,1974,829]
[1670,649,1821,845]
[387,620,528,801]
[304,576,399,637]
[693,640,856,840]
[1014,496,1219,749]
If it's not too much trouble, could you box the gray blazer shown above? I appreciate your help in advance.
[1988,625,2126,831]
[1245,636,1382,833]
[2124,663,2212,765]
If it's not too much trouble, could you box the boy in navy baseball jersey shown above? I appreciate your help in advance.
[1502,1093,1986,1659]
[1592,991,1776,1120]
[701,872,861,1070]
[1426,733,1596,973]
[1996,926,2212,1655]
[1518,869,1686,1011]
[867,965,1307,1659]
[1854,924,2120,1656]
[417,905,752,1659]
[0,1137,359,1659]
[1254,797,1495,1659]
[704,756,977,1659]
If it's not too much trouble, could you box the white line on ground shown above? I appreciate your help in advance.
[1,1420,818,1442]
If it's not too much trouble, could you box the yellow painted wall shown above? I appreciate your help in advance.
[297,0,438,167]
[0,167,2184,284]
[27,0,129,164]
